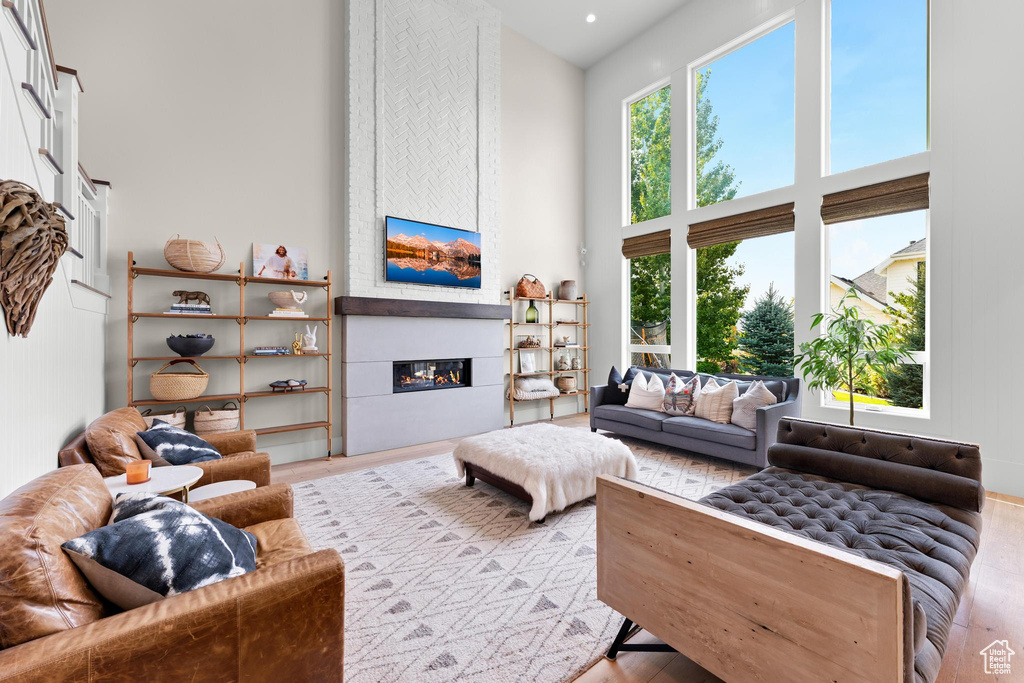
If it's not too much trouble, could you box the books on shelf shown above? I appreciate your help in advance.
[268,307,308,318]
[167,303,212,315]
[252,346,291,356]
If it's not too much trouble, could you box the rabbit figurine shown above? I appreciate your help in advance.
[301,324,319,353]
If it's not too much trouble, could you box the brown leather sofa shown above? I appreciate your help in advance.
[0,465,344,681]
[59,407,271,488]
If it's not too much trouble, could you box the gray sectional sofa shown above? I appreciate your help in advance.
[590,367,801,468]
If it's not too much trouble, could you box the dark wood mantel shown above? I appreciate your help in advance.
[335,296,511,320]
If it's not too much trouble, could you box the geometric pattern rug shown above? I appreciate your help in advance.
[294,429,756,683]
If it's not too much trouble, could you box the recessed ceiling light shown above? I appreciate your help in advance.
[586,13,596,23]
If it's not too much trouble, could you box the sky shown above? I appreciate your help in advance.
[386,216,481,246]
[697,0,927,310]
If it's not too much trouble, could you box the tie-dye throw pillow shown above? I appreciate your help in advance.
[135,419,221,465]
[62,492,258,610]
[662,373,701,416]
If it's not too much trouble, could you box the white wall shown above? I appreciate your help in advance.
[501,27,586,424]
[45,0,346,462]
[0,8,107,496]
[584,0,1024,497]
[42,2,588,461]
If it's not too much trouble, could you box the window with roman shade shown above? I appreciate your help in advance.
[686,202,795,249]
[820,172,929,225]
[621,229,670,259]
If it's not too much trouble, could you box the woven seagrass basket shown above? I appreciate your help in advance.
[150,359,209,401]
[163,234,226,273]
[194,401,240,435]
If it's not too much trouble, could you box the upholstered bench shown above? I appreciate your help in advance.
[597,418,984,683]
[453,423,637,522]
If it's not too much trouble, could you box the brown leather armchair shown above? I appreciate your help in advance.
[59,407,272,488]
[0,465,344,681]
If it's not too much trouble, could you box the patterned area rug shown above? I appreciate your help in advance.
[294,430,755,683]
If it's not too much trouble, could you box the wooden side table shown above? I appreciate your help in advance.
[104,465,204,503]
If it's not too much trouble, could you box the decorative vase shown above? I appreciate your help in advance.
[556,352,570,371]
[559,280,577,301]
[526,300,539,323]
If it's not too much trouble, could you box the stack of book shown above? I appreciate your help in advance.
[268,307,308,318]
[252,346,290,356]
[167,303,212,315]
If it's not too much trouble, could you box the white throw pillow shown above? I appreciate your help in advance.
[730,380,778,431]
[625,372,666,411]
[694,377,739,424]
[662,374,701,416]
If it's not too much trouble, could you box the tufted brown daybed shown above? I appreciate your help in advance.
[596,417,983,683]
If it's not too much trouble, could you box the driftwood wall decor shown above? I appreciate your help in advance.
[0,180,69,337]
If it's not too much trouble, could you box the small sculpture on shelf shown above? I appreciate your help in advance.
[302,324,319,353]
[172,290,211,306]
[517,334,541,348]
[270,379,307,393]
[291,333,303,356]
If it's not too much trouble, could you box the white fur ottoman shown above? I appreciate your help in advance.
[453,423,638,522]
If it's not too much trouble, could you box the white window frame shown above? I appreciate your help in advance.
[821,210,930,418]
[624,78,674,365]
[622,77,672,230]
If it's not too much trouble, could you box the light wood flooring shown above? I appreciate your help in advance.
[271,414,1024,683]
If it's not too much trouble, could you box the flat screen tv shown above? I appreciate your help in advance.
[385,216,482,289]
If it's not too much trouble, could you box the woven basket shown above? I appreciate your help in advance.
[515,274,546,299]
[194,401,239,435]
[150,359,209,401]
[163,234,226,273]
[556,375,577,393]
[139,406,186,429]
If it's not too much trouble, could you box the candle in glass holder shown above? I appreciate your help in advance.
[126,460,151,484]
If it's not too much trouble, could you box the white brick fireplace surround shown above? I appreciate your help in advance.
[341,0,505,453]
[337,298,511,455]
[344,0,501,305]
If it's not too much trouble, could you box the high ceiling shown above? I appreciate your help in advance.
[485,0,690,69]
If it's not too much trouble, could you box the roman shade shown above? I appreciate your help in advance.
[687,202,794,249]
[821,172,929,225]
[622,229,670,259]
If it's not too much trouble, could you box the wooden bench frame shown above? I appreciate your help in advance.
[596,475,907,682]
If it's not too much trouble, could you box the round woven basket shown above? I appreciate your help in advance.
[139,406,186,429]
[150,359,210,401]
[194,401,240,435]
[163,234,226,273]
[556,375,577,393]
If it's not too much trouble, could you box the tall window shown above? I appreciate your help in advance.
[630,85,671,224]
[827,211,927,409]
[692,22,796,374]
[629,253,671,368]
[696,233,794,374]
[830,0,928,173]
[695,21,795,207]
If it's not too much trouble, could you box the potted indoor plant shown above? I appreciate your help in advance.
[793,288,912,426]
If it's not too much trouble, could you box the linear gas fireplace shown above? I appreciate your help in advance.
[393,358,471,393]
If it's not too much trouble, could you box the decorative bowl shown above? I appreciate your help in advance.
[268,290,308,309]
[166,334,215,357]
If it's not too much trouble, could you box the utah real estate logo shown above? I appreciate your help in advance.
[979,640,1015,675]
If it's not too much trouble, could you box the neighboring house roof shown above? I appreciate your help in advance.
[852,270,887,304]
[891,237,927,258]
[832,238,926,306]
[830,276,887,311]
[874,237,927,274]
